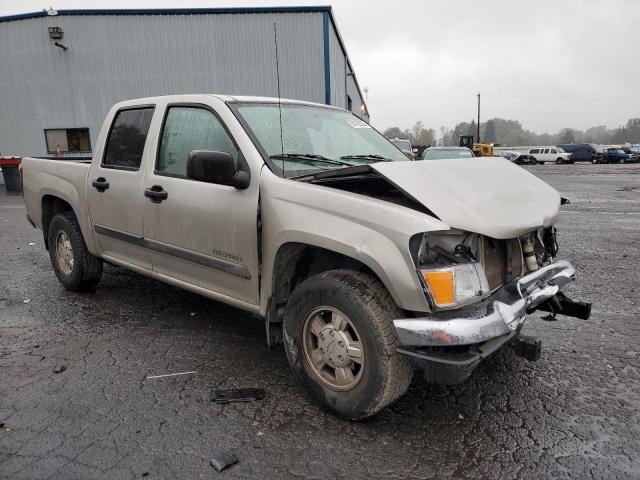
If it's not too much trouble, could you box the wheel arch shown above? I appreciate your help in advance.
[42,195,75,250]
[262,239,428,344]
[41,194,98,254]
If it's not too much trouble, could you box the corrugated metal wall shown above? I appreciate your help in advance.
[0,12,330,156]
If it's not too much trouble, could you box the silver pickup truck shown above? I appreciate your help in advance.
[22,94,591,419]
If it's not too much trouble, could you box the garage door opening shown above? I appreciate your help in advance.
[45,128,91,154]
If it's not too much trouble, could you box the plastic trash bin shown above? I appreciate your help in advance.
[2,165,20,192]
[0,157,22,192]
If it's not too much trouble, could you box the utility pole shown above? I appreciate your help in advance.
[476,92,481,143]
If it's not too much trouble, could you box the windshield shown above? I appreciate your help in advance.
[556,146,566,153]
[391,139,411,151]
[231,103,408,176]
[422,148,474,160]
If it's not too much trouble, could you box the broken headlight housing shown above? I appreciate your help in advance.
[411,232,490,309]
[419,263,490,309]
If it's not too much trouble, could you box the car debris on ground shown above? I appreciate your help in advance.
[145,371,195,379]
[210,452,239,472]
[211,388,266,404]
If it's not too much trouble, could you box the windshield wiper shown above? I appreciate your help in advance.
[339,154,392,162]
[269,153,354,167]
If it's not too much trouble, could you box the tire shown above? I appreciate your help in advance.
[283,269,414,420]
[557,157,564,164]
[48,212,103,291]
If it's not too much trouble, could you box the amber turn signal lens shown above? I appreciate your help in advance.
[422,270,455,306]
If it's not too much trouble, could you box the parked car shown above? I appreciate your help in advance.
[499,150,540,165]
[620,147,640,163]
[21,94,590,419]
[527,146,573,164]
[603,148,630,164]
[389,137,415,159]
[421,146,474,160]
[556,143,604,163]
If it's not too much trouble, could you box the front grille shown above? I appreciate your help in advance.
[480,237,524,291]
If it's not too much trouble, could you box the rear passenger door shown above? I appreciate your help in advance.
[541,148,551,162]
[141,102,260,305]
[88,106,156,269]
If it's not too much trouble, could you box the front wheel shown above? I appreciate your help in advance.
[283,270,413,420]
[48,212,103,291]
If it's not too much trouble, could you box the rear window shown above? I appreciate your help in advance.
[102,108,154,170]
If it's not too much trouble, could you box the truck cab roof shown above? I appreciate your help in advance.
[111,94,342,111]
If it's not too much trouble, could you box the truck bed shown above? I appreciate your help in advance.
[21,156,93,246]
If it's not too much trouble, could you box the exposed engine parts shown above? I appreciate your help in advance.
[542,226,559,263]
[521,234,539,272]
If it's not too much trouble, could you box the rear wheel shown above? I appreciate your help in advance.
[283,270,413,420]
[48,212,103,291]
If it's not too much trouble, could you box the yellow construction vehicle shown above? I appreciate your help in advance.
[458,135,494,157]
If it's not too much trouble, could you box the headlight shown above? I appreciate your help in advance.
[419,263,489,309]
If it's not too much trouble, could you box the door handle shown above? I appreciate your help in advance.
[144,185,168,203]
[91,177,109,192]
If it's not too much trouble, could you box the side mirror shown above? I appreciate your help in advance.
[186,150,250,189]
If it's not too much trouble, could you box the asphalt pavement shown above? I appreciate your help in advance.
[1,164,639,479]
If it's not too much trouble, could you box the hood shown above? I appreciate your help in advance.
[371,157,560,239]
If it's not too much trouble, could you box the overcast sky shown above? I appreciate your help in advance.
[1,0,639,134]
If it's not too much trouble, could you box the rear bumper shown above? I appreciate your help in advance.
[393,260,589,383]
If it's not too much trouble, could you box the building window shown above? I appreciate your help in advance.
[347,95,352,112]
[45,128,91,154]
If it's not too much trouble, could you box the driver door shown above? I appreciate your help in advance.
[141,103,260,305]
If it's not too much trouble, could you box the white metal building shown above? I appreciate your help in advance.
[0,6,368,157]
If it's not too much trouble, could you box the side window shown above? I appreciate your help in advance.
[530,149,540,154]
[102,108,154,170]
[550,149,557,154]
[543,148,549,154]
[157,106,238,177]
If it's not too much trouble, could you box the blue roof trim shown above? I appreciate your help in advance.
[326,13,368,116]
[322,12,331,106]
[0,6,332,23]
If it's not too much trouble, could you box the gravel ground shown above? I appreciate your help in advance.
[1,164,639,479]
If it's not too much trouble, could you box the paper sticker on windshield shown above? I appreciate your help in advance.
[347,118,371,129]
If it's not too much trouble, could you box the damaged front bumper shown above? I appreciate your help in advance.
[393,260,591,384]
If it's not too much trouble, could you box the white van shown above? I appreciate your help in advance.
[528,147,573,164]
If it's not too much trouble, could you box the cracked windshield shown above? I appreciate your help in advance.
[233,103,409,176]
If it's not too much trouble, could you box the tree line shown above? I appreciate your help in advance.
[383,117,640,147]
